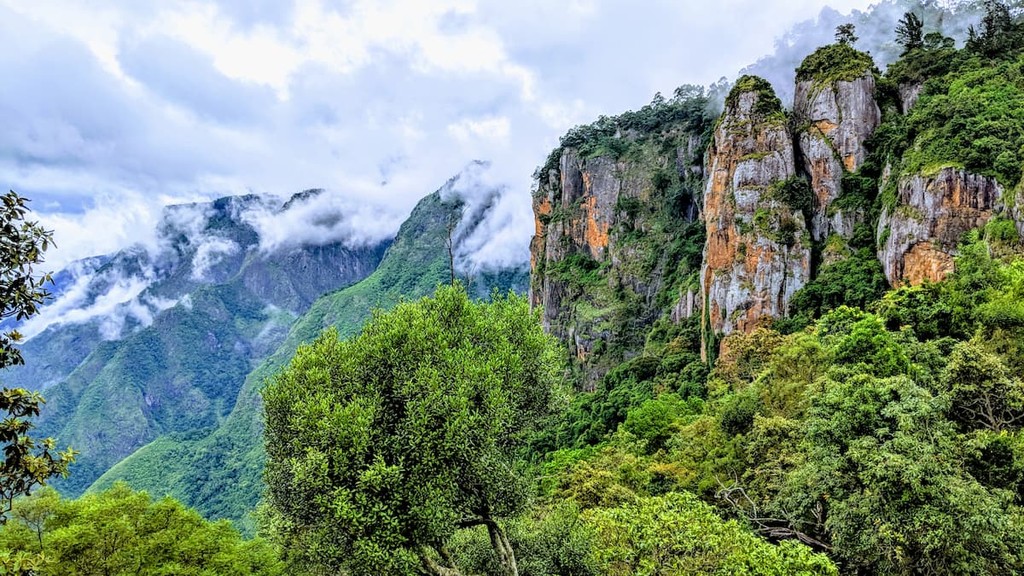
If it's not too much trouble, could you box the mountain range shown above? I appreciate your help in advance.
[1,170,527,529]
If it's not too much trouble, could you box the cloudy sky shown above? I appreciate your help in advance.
[0,0,879,270]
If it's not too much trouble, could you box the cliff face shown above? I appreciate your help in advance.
[793,72,881,245]
[530,105,708,387]
[877,168,1003,285]
[700,79,811,349]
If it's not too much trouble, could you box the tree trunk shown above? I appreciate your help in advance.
[419,546,463,576]
[485,520,519,576]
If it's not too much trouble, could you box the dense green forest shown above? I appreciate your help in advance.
[6,1,1024,574]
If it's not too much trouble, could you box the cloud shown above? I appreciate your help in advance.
[191,237,241,280]
[19,269,152,341]
[0,0,896,276]
[119,34,279,126]
[241,190,404,253]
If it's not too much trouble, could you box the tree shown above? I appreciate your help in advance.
[771,374,1024,573]
[586,493,837,575]
[0,190,54,369]
[943,340,1024,432]
[0,191,74,524]
[0,483,284,575]
[262,284,563,576]
[835,23,858,46]
[967,0,1019,58]
[895,12,925,55]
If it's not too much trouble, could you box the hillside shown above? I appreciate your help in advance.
[525,4,1024,573]
[90,176,529,529]
[12,193,391,495]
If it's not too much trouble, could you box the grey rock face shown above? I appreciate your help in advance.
[877,168,1003,285]
[899,82,923,114]
[793,73,881,242]
[701,85,811,346]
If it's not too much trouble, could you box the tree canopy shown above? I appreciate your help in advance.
[0,483,283,575]
[262,284,563,575]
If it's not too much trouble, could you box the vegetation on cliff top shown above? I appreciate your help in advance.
[795,42,876,84]
[876,2,1024,190]
[538,84,717,181]
[725,75,785,118]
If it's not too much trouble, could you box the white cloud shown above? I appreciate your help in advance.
[241,190,404,254]
[0,0,892,274]
[447,116,511,145]
[20,273,151,340]
[191,237,241,280]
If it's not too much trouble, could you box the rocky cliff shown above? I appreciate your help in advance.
[530,96,710,387]
[793,61,880,247]
[877,168,1003,285]
[531,39,1024,364]
[700,77,811,353]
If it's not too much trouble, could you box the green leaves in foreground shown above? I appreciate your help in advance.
[262,284,563,575]
[0,483,282,575]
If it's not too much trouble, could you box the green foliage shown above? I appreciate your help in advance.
[586,493,837,575]
[0,484,282,575]
[726,75,784,117]
[874,283,953,340]
[0,389,75,524]
[774,374,1024,573]
[262,285,562,575]
[886,31,957,85]
[540,86,714,176]
[784,247,888,330]
[450,503,598,576]
[795,43,875,84]
[770,176,814,222]
[719,388,762,436]
[895,12,925,55]
[0,191,54,369]
[834,23,858,46]
[547,253,603,288]
[830,314,911,377]
[942,339,1024,432]
[0,191,75,576]
[967,0,1024,59]
[622,394,702,454]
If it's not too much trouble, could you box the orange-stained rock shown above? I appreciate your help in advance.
[583,196,610,254]
[902,242,955,286]
[529,196,553,273]
[700,79,811,359]
[529,131,705,387]
[877,168,1003,285]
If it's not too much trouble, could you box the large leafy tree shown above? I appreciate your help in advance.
[0,191,75,574]
[263,284,562,576]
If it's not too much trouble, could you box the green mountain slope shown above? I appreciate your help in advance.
[92,185,528,529]
[27,193,389,496]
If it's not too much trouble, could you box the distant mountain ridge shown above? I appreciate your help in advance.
[90,173,529,531]
[0,171,528,529]
[2,189,391,496]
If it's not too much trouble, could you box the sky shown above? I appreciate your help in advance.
[0,0,881,271]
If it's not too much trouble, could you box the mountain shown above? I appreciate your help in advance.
[1,191,391,496]
[531,20,1024,369]
[530,92,710,389]
[87,172,528,530]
